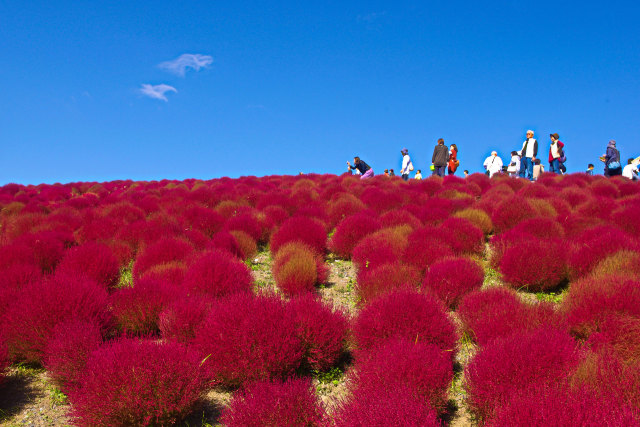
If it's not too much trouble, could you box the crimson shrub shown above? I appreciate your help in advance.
[356,262,421,303]
[328,213,381,259]
[465,327,580,420]
[288,294,347,371]
[272,242,328,296]
[159,296,212,343]
[132,237,194,278]
[353,290,457,357]
[423,257,484,308]
[55,242,120,289]
[193,293,304,387]
[70,338,208,426]
[270,216,327,255]
[182,249,253,298]
[221,379,325,427]
[499,238,566,291]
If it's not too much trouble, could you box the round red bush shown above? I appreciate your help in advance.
[491,196,538,234]
[402,226,455,273]
[111,278,184,335]
[328,213,381,259]
[70,338,208,426]
[43,318,103,392]
[440,217,485,255]
[356,262,421,303]
[159,296,212,344]
[488,383,639,427]
[353,289,457,357]
[500,238,567,291]
[221,378,325,427]
[4,277,110,363]
[182,249,253,298]
[567,226,638,279]
[273,242,328,296]
[423,257,484,308]
[457,287,560,346]
[55,242,120,289]
[208,231,244,259]
[465,327,580,420]
[270,216,327,255]
[333,384,441,427]
[351,228,408,273]
[353,339,453,413]
[193,293,304,388]
[182,205,224,237]
[288,294,347,371]
[132,237,194,278]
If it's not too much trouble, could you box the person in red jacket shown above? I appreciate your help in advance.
[548,133,565,174]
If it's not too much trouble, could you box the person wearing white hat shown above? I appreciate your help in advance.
[518,130,538,180]
[483,151,503,178]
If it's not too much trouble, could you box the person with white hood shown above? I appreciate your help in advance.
[507,151,521,177]
[483,151,503,177]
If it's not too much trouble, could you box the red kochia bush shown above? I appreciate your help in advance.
[0,263,41,291]
[402,226,455,273]
[356,262,421,303]
[423,257,484,308]
[70,339,208,427]
[353,339,453,413]
[159,296,212,344]
[465,327,580,420]
[491,196,537,233]
[488,384,639,427]
[132,237,194,278]
[207,231,244,259]
[567,226,638,279]
[111,278,184,335]
[440,217,485,255]
[270,216,327,255]
[289,294,347,371]
[14,231,67,274]
[563,276,640,339]
[353,290,457,357]
[588,314,640,365]
[221,378,325,427]
[457,287,559,346]
[193,293,304,388]
[182,249,253,298]
[499,238,566,291]
[43,318,103,392]
[55,242,121,289]
[182,205,224,237]
[351,228,409,273]
[4,277,110,363]
[333,384,441,427]
[328,213,381,259]
[272,242,328,296]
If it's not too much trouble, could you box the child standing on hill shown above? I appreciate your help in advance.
[448,144,459,175]
[414,169,423,180]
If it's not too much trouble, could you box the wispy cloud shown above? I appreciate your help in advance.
[139,84,177,101]
[357,11,387,23]
[158,53,213,76]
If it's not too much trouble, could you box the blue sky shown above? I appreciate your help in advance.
[1,0,639,185]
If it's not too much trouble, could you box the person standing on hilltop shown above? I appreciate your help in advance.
[448,144,459,175]
[518,130,538,180]
[483,151,503,177]
[602,140,622,178]
[431,138,449,177]
[548,133,565,174]
[347,157,374,179]
[400,148,413,181]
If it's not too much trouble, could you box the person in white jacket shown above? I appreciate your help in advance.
[400,148,413,181]
[622,157,639,180]
[506,151,521,177]
[483,151,503,178]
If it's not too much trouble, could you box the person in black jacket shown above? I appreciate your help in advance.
[347,157,374,179]
[431,138,449,177]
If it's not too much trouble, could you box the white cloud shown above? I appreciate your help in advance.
[158,53,213,76]
[139,84,177,101]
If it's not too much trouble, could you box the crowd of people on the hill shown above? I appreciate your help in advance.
[347,130,640,181]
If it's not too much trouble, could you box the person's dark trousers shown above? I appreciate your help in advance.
[433,166,446,177]
[550,159,560,174]
[522,157,534,180]
[402,174,409,181]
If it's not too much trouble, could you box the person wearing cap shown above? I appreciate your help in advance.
[548,133,565,174]
[518,130,538,180]
[400,148,413,181]
[483,151,503,178]
[347,157,374,179]
[431,138,449,177]
[602,140,622,177]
